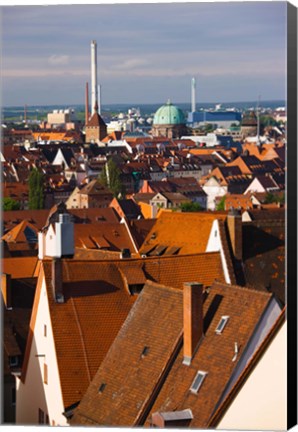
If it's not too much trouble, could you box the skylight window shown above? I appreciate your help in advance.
[190,371,207,393]
[215,316,229,334]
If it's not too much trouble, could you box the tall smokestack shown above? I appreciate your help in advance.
[98,84,101,115]
[91,40,98,115]
[85,82,89,126]
[191,77,196,113]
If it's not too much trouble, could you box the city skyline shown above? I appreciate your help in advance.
[2,1,287,107]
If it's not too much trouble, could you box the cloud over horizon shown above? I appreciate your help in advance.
[2,2,287,106]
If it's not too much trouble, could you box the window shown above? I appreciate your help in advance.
[190,371,207,394]
[44,325,47,337]
[215,316,229,334]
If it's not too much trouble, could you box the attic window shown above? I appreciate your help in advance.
[190,371,207,394]
[215,316,229,334]
[98,383,106,393]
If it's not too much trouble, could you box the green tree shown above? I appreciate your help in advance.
[264,192,285,205]
[100,159,125,198]
[3,197,20,211]
[216,195,226,211]
[180,201,203,212]
[28,168,44,209]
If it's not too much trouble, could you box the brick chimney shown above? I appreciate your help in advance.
[183,282,203,365]
[51,258,64,303]
[227,208,242,260]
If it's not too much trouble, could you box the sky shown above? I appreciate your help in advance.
[1,1,288,107]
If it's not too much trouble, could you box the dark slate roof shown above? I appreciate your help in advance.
[242,219,285,305]
[117,199,143,219]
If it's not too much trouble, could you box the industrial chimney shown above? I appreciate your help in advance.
[91,40,98,115]
[191,77,196,113]
[85,82,89,126]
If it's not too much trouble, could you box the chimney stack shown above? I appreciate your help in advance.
[51,258,64,303]
[227,208,242,260]
[183,282,204,365]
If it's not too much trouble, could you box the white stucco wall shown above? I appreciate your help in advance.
[244,178,265,194]
[16,276,67,426]
[202,178,227,210]
[217,320,287,431]
[205,220,231,284]
[52,148,69,168]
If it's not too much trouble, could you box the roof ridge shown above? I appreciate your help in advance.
[212,279,273,298]
[59,251,221,264]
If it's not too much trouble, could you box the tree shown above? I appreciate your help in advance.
[28,168,44,209]
[99,159,125,198]
[264,192,285,205]
[180,201,203,212]
[3,197,20,211]
[216,195,226,211]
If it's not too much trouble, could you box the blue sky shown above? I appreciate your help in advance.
[1,1,287,106]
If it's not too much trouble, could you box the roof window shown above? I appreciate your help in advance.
[215,316,229,334]
[190,371,207,393]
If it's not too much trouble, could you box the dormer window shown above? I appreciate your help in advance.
[215,316,229,334]
[190,371,207,394]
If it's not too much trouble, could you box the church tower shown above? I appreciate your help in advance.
[85,101,107,143]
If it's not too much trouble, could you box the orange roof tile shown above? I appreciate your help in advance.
[71,280,274,427]
[40,260,137,409]
[2,257,38,279]
[140,212,225,256]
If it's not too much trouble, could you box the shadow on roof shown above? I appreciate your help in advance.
[62,281,119,300]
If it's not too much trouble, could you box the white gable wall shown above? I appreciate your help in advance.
[244,178,265,194]
[52,148,69,169]
[16,275,67,426]
[202,178,227,210]
[205,219,231,284]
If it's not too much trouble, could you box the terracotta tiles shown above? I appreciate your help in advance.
[139,212,225,256]
[71,280,274,427]
[42,260,136,409]
[2,257,38,279]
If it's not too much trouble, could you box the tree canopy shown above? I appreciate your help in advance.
[180,201,203,212]
[28,168,44,209]
[99,159,125,198]
[3,197,21,211]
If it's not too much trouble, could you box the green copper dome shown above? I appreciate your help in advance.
[153,100,186,125]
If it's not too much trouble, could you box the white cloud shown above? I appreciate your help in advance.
[48,55,70,65]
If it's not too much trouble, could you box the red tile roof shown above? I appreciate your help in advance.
[71,280,274,427]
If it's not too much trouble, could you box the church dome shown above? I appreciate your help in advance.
[153,100,185,125]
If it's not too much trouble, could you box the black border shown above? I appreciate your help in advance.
[287,1,297,429]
